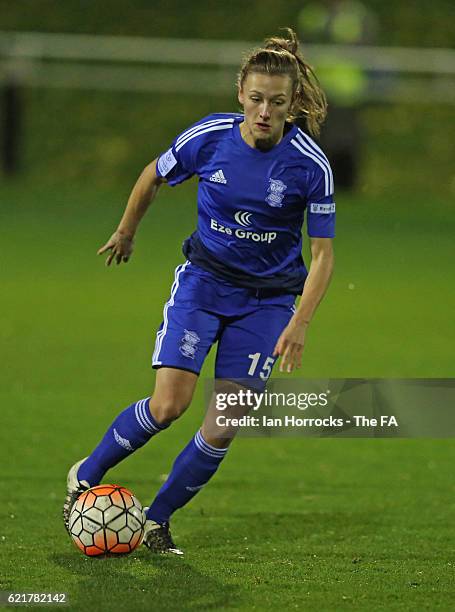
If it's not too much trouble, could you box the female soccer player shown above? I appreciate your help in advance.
[63,28,335,555]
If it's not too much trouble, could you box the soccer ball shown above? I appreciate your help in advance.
[69,484,145,557]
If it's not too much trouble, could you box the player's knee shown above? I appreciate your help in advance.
[149,395,190,425]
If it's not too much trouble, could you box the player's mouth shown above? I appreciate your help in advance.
[255,122,271,132]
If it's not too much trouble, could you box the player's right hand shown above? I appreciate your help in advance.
[97,231,134,266]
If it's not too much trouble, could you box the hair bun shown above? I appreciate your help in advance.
[264,27,299,56]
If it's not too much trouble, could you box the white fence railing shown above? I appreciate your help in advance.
[1,31,454,103]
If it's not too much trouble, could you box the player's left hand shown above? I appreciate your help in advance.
[97,231,134,266]
[273,317,308,373]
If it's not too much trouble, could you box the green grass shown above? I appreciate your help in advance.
[1,181,454,610]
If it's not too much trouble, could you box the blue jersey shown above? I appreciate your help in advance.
[156,113,335,295]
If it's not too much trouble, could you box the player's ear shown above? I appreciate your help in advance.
[238,86,244,106]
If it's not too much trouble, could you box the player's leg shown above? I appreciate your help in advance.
[144,293,295,549]
[165,297,295,510]
[143,384,238,526]
[142,383,241,556]
[142,266,239,553]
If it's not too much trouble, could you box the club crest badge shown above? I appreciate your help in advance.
[179,329,200,359]
[265,179,287,207]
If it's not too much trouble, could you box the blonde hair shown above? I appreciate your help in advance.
[237,28,327,138]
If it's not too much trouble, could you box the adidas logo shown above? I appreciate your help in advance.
[209,169,227,184]
[185,484,205,492]
[113,428,134,451]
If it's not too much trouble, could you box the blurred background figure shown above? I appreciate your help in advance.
[298,0,378,190]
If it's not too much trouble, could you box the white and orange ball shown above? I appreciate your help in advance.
[69,484,145,557]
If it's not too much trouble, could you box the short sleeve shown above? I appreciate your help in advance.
[156,123,202,186]
[306,162,336,238]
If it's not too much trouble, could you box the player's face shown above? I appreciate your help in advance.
[238,73,294,151]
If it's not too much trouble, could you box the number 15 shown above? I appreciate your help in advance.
[247,353,275,380]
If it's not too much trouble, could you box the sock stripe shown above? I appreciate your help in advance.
[195,431,227,455]
[196,431,228,454]
[194,430,228,458]
[135,398,158,434]
[194,438,222,459]
[135,402,151,434]
[140,398,159,432]
[139,398,162,432]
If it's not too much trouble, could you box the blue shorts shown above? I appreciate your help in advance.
[152,262,295,389]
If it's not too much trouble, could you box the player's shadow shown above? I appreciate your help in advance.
[51,550,240,610]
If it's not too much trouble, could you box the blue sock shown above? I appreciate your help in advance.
[78,397,166,486]
[146,430,228,524]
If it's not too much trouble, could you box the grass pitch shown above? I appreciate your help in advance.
[1,181,454,610]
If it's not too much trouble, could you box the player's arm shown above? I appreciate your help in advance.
[273,237,334,372]
[98,159,166,266]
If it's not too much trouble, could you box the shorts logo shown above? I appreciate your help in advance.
[310,202,336,214]
[266,178,287,207]
[234,211,252,227]
[179,329,200,359]
[157,148,177,177]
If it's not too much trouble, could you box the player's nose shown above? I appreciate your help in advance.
[259,102,271,120]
